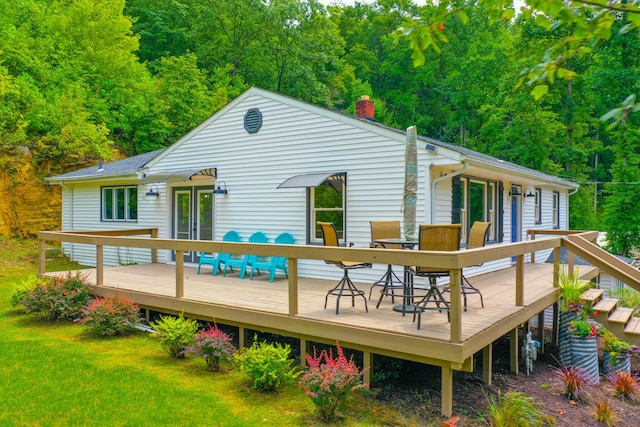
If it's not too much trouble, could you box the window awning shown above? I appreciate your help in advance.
[138,168,217,185]
[277,172,346,189]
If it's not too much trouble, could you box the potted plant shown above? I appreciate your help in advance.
[599,327,637,375]
[568,318,600,384]
[556,264,592,366]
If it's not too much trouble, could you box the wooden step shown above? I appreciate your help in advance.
[624,317,640,335]
[606,307,634,325]
[581,288,604,305]
[592,297,618,314]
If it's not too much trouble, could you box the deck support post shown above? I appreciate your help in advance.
[96,245,104,286]
[510,327,519,374]
[441,365,453,418]
[537,311,545,354]
[552,302,560,347]
[515,255,524,306]
[239,327,246,349]
[288,258,298,315]
[449,269,462,343]
[299,338,307,368]
[175,250,184,298]
[483,343,493,385]
[362,350,372,389]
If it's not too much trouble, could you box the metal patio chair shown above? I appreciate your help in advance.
[368,220,405,305]
[412,224,461,329]
[318,221,371,314]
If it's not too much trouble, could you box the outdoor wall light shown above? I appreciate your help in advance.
[213,181,228,195]
[145,186,159,198]
[509,188,521,197]
[525,188,536,198]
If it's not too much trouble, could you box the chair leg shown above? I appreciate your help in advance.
[372,265,404,308]
[461,274,484,310]
[325,270,368,315]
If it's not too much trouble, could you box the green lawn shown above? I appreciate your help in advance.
[0,238,425,426]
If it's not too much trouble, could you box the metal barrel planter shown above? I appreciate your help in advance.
[558,312,578,367]
[602,352,631,376]
[570,335,600,384]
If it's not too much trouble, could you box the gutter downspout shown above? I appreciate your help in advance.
[430,161,469,224]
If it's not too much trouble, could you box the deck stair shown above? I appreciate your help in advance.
[581,288,640,346]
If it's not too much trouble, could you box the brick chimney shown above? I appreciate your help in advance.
[356,95,374,120]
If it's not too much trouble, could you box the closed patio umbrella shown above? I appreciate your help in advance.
[403,126,417,240]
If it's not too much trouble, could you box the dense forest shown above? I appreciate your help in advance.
[1,0,639,254]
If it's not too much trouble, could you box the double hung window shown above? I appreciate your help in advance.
[309,175,345,243]
[102,186,137,221]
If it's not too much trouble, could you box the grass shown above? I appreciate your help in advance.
[0,238,425,426]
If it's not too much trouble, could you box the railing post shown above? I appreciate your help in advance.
[515,254,524,306]
[150,228,158,264]
[96,245,104,286]
[288,258,298,316]
[175,250,184,298]
[553,247,560,287]
[39,238,46,275]
[450,269,462,343]
[530,231,536,263]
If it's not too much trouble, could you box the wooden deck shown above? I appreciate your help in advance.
[39,229,607,417]
[62,262,596,364]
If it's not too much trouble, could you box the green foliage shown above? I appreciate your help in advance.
[300,344,367,421]
[185,323,236,372]
[150,312,198,359]
[15,271,91,321]
[485,390,551,427]
[568,319,598,338]
[80,293,141,337]
[235,339,300,392]
[608,287,640,317]
[556,265,591,312]
[593,398,617,426]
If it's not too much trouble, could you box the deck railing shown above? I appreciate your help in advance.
[38,228,635,343]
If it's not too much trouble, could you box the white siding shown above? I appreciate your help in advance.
[58,89,576,282]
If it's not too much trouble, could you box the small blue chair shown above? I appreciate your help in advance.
[249,232,295,282]
[197,230,241,275]
[222,231,268,278]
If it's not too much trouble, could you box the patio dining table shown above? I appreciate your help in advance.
[372,238,419,315]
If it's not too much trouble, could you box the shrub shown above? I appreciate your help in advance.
[185,323,236,372]
[80,293,141,336]
[17,272,91,321]
[609,371,640,402]
[235,339,300,392]
[554,364,589,401]
[150,312,198,359]
[300,344,367,421]
[486,390,550,427]
[9,275,39,308]
[592,398,617,426]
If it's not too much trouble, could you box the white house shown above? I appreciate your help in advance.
[46,87,578,283]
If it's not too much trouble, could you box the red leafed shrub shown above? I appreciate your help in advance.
[18,272,91,321]
[554,364,589,402]
[300,344,368,421]
[81,293,141,336]
[186,323,236,372]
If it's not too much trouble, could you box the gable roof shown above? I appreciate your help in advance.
[46,87,578,189]
[46,149,164,183]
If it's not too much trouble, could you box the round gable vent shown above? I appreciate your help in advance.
[244,108,262,134]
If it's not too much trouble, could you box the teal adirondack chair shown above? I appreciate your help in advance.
[222,231,268,279]
[197,230,241,275]
[249,232,295,282]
